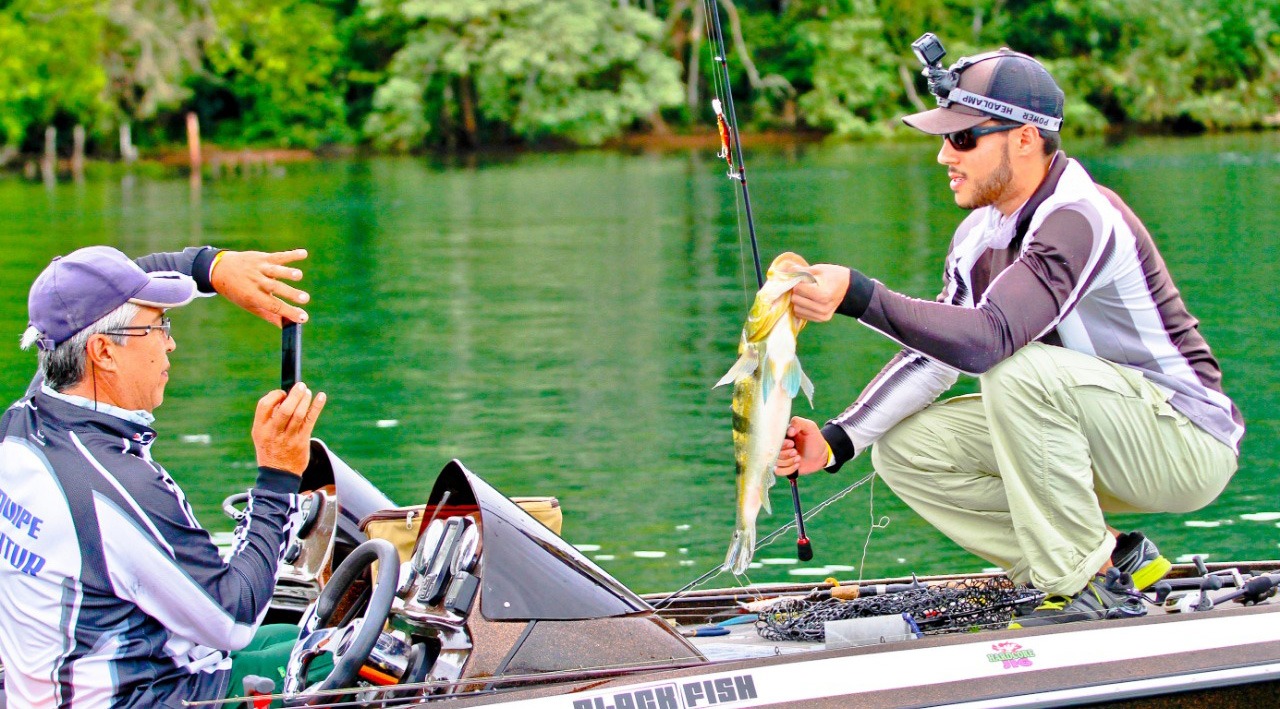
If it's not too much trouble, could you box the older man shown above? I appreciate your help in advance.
[778,40,1241,627]
[0,246,325,706]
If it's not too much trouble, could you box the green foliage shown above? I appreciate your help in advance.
[197,0,351,148]
[997,0,1280,131]
[363,0,683,148]
[0,1,107,149]
[101,0,215,125]
[0,0,1277,155]
[794,0,903,137]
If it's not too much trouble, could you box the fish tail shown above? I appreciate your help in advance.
[722,525,757,575]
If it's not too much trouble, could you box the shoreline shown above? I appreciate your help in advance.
[6,124,1277,180]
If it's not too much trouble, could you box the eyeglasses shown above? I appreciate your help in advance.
[944,123,1022,151]
[104,317,172,340]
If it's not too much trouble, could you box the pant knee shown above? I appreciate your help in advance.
[979,343,1064,412]
[870,421,913,484]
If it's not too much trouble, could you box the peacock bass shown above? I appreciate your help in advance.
[714,252,816,575]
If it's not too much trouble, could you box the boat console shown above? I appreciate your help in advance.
[271,447,704,704]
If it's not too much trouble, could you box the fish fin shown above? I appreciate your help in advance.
[781,357,801,399]
[723,526,757,575]
[761,472,774,516]
[714,347,758,388]
[761,354,775,403]
[800,363,815,407]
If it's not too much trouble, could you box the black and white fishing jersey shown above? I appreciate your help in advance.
[0,390,301,707]
[823,153,1244,466]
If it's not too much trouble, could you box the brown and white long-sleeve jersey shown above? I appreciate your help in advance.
[822,153,1244,468]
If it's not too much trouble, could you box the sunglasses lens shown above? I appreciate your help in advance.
[947,129,975,151]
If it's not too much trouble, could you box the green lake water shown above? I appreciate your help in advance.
[1,134,1276,594]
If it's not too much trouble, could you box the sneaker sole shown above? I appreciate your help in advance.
[1129,555,1172,591]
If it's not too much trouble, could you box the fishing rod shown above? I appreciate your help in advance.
[701,0,812,565]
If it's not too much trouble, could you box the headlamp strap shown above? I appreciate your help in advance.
[946,88,1063,132]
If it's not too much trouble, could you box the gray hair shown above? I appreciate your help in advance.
[21,302,141,392]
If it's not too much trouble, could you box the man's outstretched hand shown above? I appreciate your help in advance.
[211,249,310,327]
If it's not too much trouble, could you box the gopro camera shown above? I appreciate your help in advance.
[911,32,958,103]
[911,32,946,68]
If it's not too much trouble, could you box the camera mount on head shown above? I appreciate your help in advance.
[911,33,958,105]
[908,32,1064,133]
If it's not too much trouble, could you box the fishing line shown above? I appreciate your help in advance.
[857,474,891,584]
[700,0,818,569]
[653,471,876,610]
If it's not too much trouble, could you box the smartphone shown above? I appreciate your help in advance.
[281,319,302,391]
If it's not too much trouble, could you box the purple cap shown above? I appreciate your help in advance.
[27,246,197,351]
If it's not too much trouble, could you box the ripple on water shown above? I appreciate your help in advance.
[788,567,834,576]
[1241,512,1280,522]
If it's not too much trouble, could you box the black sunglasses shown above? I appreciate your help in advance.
[944,123,1022,151]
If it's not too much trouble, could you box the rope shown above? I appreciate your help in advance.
[756,577,1042,642]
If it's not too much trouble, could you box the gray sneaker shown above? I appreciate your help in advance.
[1112,531,1171,591]
[1009,572,1146,628]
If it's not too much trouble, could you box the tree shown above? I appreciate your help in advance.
[0,2,107,156]
[101,0,217,148]
[363,0,684,149]
[195,0,351,148]
[794,0,903,137]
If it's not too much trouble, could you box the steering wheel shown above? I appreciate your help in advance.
[282,538,400,705]
[223,490,322,539]
[221,491,250,522]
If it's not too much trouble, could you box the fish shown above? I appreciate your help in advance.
[714,252,816,575]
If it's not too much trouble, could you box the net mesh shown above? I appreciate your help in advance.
[756,577,1042,642]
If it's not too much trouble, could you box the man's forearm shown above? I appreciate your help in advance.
[134,246,221,293]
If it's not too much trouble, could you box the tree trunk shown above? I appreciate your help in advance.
[120,123,138,164]
[71,125,85,178]
[457,75,478,149]
[41,126,56,184]
[900,63,926,112]
[686,2,705,114]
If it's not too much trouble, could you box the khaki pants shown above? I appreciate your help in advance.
[872,343,1236,597]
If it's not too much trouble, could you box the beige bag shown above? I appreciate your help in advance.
[360,497,562,565]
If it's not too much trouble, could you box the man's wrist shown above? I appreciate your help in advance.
[835,269,875,319]
[191,247,223,294]
[820,423,856,473]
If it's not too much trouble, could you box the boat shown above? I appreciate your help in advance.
[161,442,1280,708]
[1,438,1277,708]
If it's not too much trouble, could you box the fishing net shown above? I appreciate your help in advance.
[756,577,1042,642]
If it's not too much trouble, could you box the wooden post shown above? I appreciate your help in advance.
[119,123,138,164]
[71,124,85,178]
[186,112,202,170]
[41,126,56,184]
